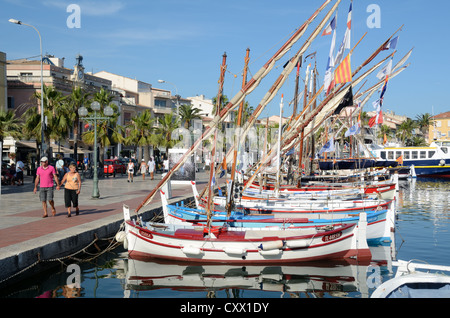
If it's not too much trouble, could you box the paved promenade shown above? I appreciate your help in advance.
[0,170,209,287]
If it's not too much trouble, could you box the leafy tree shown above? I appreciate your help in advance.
[179,104,203,129]
[396,118,417,145]
[62,87,91,161]
[124,109,156,162]
[0,109,22,162]
[155,113,180,155]
[81,88,123,163]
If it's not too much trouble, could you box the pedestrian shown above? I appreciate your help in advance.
[56,155,65,183]
[147,157,155,180]
[127,159,134,182]
[34,157,60,218]
[83,155,89,171]
[15,158,25,186]
[139,159,147,180]
[163,156,169,173]
[58,163,81,217]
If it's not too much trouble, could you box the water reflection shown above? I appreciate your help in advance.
[122,244,394,299]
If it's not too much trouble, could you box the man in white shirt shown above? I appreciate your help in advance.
[55,155,65,183]
[16,159,25,186]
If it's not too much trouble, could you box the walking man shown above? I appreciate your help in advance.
[34,156,60,218]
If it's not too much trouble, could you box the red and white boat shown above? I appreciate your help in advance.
[121,205,371,264]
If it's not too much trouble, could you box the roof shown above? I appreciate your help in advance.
[432,111,450,119]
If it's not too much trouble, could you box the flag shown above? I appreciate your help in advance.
[335,2,352,65]
[383,133,387,145]
[333,86,353,115]
[346,2,352,30]
[380,76,388,100]
[324,68,335,94]
[219,168,226,178]
[334,54,352,84]
[344,122,360,137]
[369,110,383,128]
[396,155,403,165]
[376,59,392,80]
[318,137,335,155]
[383,36,399,50]
[322,16,336,36]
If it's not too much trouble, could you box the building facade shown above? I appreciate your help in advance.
[429,111,450,143]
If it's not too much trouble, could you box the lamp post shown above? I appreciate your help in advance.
[78,101,114,199]
[9,18,45,157]
[157,79,180,117]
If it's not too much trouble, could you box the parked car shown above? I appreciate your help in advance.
[103,159,126,177]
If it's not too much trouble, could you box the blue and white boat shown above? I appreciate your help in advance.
[161,193,394,246]
[366,141,450,178]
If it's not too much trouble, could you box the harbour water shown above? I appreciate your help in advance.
[1,178,449,299]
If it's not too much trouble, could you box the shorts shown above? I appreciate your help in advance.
[64,188,79,208]
[39,187,54,202]
[16,171,24,181]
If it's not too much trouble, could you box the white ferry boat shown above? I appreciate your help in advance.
[366,141,450,178]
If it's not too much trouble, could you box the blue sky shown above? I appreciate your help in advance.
[1,0,449,119]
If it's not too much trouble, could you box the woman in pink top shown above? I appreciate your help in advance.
[34,156,60,218]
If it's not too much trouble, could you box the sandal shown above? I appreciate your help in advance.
[52,210,56,216]
[67,213,71,218]
[42,214,48,218]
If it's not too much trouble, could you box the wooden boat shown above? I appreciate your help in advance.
[122,204,371,264]
[164,201,392,246]
[371,260,450,298]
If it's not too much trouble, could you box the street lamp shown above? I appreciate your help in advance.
[9,18,45,157]
[158,79,180,117]
[78,101,114,199]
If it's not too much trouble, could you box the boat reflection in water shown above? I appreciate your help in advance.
[122,245,394,298]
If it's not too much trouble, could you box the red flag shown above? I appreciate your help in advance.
[368,110,383,128]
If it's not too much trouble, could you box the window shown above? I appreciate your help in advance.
[155,99,167,107]
[404,151,410,159]
[396,151,402,159]
[420,151,426,159]
[442,147,448,154]
[7,97,14,109]
[436,121,442,127]
[412,151,418,159]
[380,151,386,159]
[388,151,394,160]
[428,151,435,158]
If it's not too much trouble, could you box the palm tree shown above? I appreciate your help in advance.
[211,94,229,116]
[415,113,432,142]
[178,104,203,129]
[0,109,22,158]
[81,88,123,164]
[124,109,156,162]
[377,124,392,143]
[396,118,417,145]
[62,87,91,162]
[32,85,66,155]
[156,113,180,155]
[22,107,42,159]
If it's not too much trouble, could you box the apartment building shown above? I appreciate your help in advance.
[429,111,450,143]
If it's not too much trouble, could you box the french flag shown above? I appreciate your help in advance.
[322,16,336,36]
[347,2,352,29]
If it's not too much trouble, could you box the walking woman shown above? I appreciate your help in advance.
[127,159,134,182]
[147,157,155,180]
[58,163,81,217]
[139,159,148,180]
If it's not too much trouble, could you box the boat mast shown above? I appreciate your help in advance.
[206,52,227,229]
[227,48,250,216]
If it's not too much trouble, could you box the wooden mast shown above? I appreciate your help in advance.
[226,48,250,216]
[206,52,227,230]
